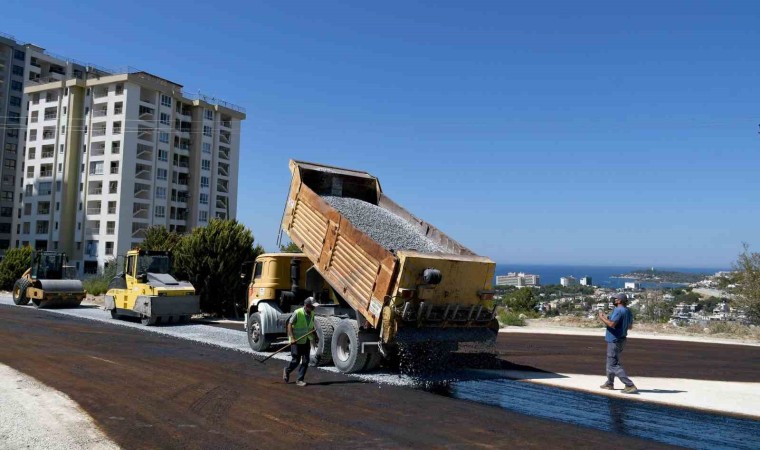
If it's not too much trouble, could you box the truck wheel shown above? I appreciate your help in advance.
[12,279,30,306]
[331,319,368,373]
[310,316,336,366]
[247,312,271,352]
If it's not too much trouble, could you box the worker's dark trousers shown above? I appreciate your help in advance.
[606,339,634,387]
[285,343,311,381]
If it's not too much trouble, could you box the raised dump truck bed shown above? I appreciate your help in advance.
[282,160,497,348]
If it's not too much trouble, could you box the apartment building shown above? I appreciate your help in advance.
[1,32,99,257]
[16,69,245,274]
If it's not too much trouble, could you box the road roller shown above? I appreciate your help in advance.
[12,251,86,308]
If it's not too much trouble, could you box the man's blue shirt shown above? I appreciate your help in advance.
[605,306,632,343]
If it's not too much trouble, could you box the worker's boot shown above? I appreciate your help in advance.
[622,384,638,394]
[599,382,614,390]
[296,380,307,387]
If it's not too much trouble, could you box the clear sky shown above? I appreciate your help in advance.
[4,1,758,268]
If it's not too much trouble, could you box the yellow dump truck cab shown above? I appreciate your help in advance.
[12,251,85,309]
[104,249,200,326]
[244,253,353,366]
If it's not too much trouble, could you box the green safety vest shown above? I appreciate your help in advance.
[290,307,315,344]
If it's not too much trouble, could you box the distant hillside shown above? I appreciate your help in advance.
[612,269,708,284]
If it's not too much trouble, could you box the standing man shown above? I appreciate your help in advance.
[283,297,318,387]
[598,293,637,394]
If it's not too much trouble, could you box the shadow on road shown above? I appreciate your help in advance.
[636,389,687,394]
[307,380,369,386]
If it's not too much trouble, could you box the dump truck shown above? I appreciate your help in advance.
[105,249,200,325]
[12,251,86,308]
[245,160,498,373]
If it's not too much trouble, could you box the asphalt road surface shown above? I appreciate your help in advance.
[0,304,678,449]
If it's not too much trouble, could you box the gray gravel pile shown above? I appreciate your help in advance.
[322,196,444,253]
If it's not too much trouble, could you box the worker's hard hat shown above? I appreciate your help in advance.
[304,297,315,306]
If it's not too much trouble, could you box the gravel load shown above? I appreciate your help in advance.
[322,196,444,253]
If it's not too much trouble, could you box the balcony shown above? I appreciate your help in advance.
[91,143,106,156]
[136,144,153,161]
[43,113,57,121]
[173,156,190,169]
[218,147,230,160]
[88,182,103,196]
[172,191,189,203]
[41,146,54,158]
[133,203,150,219]
[219,130,231,144]
[91,127,106,137]
[131,223,148,238]
[86,207,101,215]
[93,88,109,99]
[133,183,151,200]
[106,225,115,235]
[135,164,152,181]
[139,105,154,121]
[218,163,229,178]
[216,198,228,210]
[39,169,53,178]
[42,129,55,140]
[220,120,231,128]
[137,125,153,142]
[217,180,229,193]
[92,107,108,117]
[174,174,190,186]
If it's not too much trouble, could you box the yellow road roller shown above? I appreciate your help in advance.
[12,251,86,308]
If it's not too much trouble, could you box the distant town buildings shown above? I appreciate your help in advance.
[624,281,641,290]
[560,276,577,287]
[579,276,592,286]
[496,272,540,287]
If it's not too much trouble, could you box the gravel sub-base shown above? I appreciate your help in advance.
[322,196,444,253]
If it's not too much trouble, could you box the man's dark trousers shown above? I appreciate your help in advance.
[606,339,633,387]
[286,343,310,381]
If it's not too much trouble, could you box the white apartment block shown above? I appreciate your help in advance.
[579,276,592,286]
[559,276,577,287]
[495,272,540,287]
[1,33,99,256]
[15,69,245,274]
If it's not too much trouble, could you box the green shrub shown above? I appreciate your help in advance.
[0,246,33,291]
[498,309,526,327]
[174,219,258,317]
[140,226,184,251]
[82,259,118,295]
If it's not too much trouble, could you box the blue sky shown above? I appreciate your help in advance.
[4,1,758,267]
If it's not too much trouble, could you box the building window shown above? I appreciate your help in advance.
[11,81,22,92]
[156,187,166,199]
[115,84,124,95]
[109,181,118,194]
[199,211,208,222]
[14,50,25,60]
[111,141,121,154]
[106,222,115,235]
[114,102,123,115]
[36,221,49,234]
[201,160,210,171]
[12,65,24,76]
[105,241,114,255]
[200,176,209,188]
[8,112,20,123]
[108,201,117,214]
[3,160,16,169]
[58,163,62,173]
[110,161,119,174]
[9,96,21,107]
[204,109,213,120]
[157,168,167,180]
[0,207,13,217]
[4,143,17,153]
[161,95,172,107]
[31,111,39,123]
[1,191,13,201]
[158,149,168,161]
[200,193,209,204]
[61,125,66,135]
[202,142,211,154]
[90,161,104,175]
[203,125,212,137]
[160,113,170,125]
[159,132,169,143]
[59,144,64,153]
[113,121,122,134]
[155,205,165,218]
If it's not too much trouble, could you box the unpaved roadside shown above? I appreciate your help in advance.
[0,364,118,450]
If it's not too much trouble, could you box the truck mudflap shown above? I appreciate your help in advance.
[132,295,200,317]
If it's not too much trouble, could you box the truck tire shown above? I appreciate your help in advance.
[310,316,336,366]
[331,319,368,373]
[247,312,271,352]
[12,279,30,306]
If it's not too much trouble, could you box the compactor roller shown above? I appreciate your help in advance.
[12,251,86,308]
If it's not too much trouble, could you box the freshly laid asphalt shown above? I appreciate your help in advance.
[0,304,679,449]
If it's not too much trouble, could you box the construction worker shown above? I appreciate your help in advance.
[283,297,318,386]
[598,293,637,394]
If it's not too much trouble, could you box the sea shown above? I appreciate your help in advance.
[494,264,728,289]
